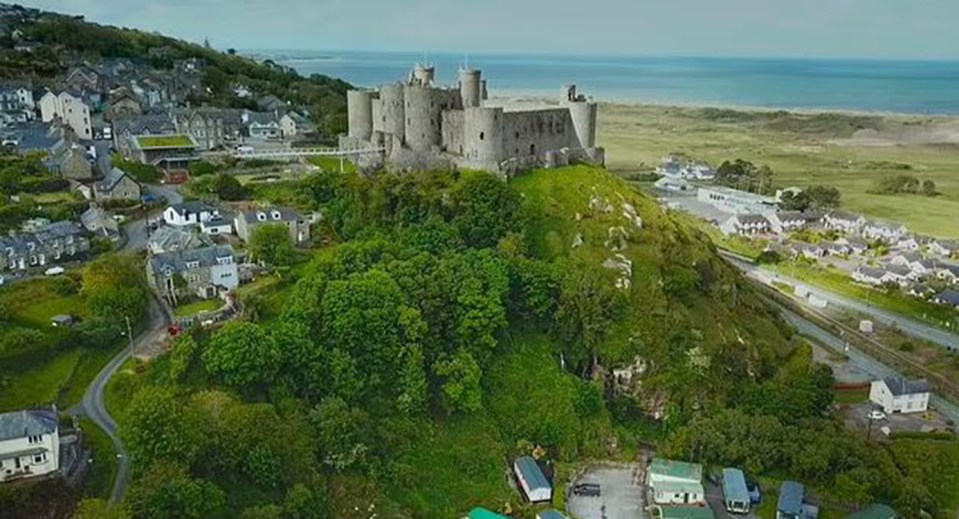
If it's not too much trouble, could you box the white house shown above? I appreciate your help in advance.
[721,214,770,236]
[38,91,93,140]
[0,408,60,483]
[279,112,314,138]
[199,215,233,236]
[647,458,705,506]
[768,211,819,234]
[869,377,931,414]
[162,201,218,227]
[853,266,888,287]
[893,235,921,252]
[889,253,936,277]
[929,240,959,258]
[934,290,959,310]
[513,456,552,503]
[861,220,909,243]
[823,211,866,234]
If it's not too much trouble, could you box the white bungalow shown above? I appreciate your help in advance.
[869,377,931,414]
[0,408,60,483]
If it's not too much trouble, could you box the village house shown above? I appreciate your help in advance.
[105,87,142,121]
[64,66,100,92]
[852,266,889,287]
[147,226,212,255]
[244,111,281,139]
[163,201,219,227]
[94,167,141,201]
[929,240,959,258]
[861,220,909,243]
[869,376,931,414]
[720,214,771,236]
[80,204,120,240]
[199,215,234,236]
[933,262,959,284]
[279,111,314,138]
[0,408,60,483]
[823,242,850,257]
[43,139,93,180]
[38,90,93,140]
[934,290,959,310]
[147,244,239,304]
[171,107,242,150]
[883,264,914,285]
[835,236,869,256]
[1,120,61,154]
[257,94,285,112]
[0,84,35,124]
[0,221,90,271]
[234,207,311,244]
[647,457,706,506]
[823,211,866,234]
[892,234,921,252]
[768,211,820,234]
[888,252,936,278]
[908,284,936,300]
[698,186,778,215]
[797,243,825,260]
[123,134,198,170]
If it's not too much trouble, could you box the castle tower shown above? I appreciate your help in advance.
[464,106,503,167]
[564,84,597,149]
[459,68,483,108]
[404,84,443,151]
[412,63,435,87]
[346,90,374,141]
[378,83,406,143]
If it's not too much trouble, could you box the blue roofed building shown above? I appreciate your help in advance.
[513,455,552,503]
[777,481,804,519]
[466,508,509,519]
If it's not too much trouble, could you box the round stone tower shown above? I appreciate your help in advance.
[564,85,597,149]
[464,106,503,167]
[412,64,435,86]
[459,68,483,108]
[404,84,442,151]
[347,90,374,141]
[378,83,406,143]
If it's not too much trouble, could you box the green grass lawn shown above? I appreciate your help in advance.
[104,358,142,419]
[0,349,82,412]
[308,156,357,174]
[765,261,958,329]
[833,387,869,405]
[78,417,117,499]
[1,278,88,327]
[173,298,222,317]
[599,104,959,238]
[56,345,123,409]
[137,134,194,148]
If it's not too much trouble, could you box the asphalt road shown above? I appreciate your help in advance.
[70,296,170,503]
[721,252,959,351]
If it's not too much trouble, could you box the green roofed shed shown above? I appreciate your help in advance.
[467,508,509,519]
[649,457,704,482]
[657,506,715,519]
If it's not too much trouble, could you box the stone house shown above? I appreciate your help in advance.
[243,111,281,139]
[147,244,239,303]
[0,408,60,483]
[147,226,212,255]
[823,211,866,234]
[44,140,92,180]
[105,88,142,121]
[280,111,314,138]
[0,221,90,271]
[64,66,100,92]
[234,207,311,244]
[95,167,141,201]
[80,204,120,240]
[862,220,909,243]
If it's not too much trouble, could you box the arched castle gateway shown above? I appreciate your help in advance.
[340,64,605,175]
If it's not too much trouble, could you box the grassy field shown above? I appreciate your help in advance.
[598,104,959,238]
[137,134,194,148]
[173,298,222,317]
[0,349,82,411]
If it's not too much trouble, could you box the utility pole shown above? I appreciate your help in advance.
[125,316,134,354]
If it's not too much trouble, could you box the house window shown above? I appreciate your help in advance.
[479,132,485,141]
[257,212,267,221]
[28,435,42,444]
[187,275,199,283]
[186,261,200,269]
[33,453,46,464]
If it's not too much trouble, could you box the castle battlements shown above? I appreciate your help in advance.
[341,65,605,174]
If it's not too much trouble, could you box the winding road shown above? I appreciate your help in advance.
[70,296,170,503]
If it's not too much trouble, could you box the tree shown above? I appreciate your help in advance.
[250,223,296,267]
[397,344,428,415]
[82,253,148,322]
[284,483,331,519]
[308,397,370,471]
[555,263,622,368]
[450,172,521,249]
[203,321,281,389]
[188,161,217,177]
[168,333,199,382]
[804,185,841,209]
[121,386,202,467]
[433,349,483,414]
[126,460,226,519]
[212,173,248,200]
[73,499,130,519]
[779,190,811,212]
[922,179,937,196]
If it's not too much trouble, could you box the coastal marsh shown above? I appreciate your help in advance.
[599,103,959,237]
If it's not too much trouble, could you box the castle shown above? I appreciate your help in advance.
[340,64,605,174]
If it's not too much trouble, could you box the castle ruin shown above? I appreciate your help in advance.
[340,64,605,174]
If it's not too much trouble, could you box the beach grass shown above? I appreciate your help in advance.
[598,103,959,238]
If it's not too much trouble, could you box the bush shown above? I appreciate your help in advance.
[188,161,218,177]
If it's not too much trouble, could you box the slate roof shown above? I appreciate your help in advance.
[737,214,769,226]
[885,265,912,277]
[826,211,862,223]
[239,207,303,224]
[149,244,235,278]
[1,121,60,152]
[97,167,135,192]
[147,226,211,253]
[856,266,886,280]
[935,290,959,307]
[113,113,176,135]
[169,201,214,217]
[246,111,280,126]
[882,376,932,396]
[0,409,57,442]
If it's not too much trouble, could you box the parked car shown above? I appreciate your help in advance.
[572,483,601,497]
[0,275,5,285]
[746,479,762,504]
[868,410,887,421]
[44,266,65,276]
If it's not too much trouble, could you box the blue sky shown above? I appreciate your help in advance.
[18,0,959,59]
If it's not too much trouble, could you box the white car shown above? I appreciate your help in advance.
[44,266,65,276]
[867,410,887,421]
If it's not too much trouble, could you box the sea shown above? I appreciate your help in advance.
[255,50,959,115]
